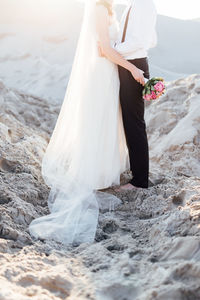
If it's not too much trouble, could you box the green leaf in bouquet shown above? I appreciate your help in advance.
[147,87,151,94]
[146,82,152,90]
[151,78,159,84]
[145,79,150,85]
[143,83,149,92]
[150,77,157,82]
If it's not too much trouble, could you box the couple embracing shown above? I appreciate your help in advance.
[29,0,157,245]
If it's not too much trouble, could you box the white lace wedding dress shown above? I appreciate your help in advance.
[28,1,129,245]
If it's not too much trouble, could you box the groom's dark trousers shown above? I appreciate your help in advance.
[118,57,150,188]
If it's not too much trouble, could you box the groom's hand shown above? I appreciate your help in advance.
[130,66,145,86]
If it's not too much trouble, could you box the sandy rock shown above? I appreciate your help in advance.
[0,76,200,299]
[146,74,200,177]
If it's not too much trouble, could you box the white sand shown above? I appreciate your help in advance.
[0,73,200,300]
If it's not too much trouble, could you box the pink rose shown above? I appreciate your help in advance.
[145,93,152,101]
[154,81,165,93]
[151,91,157,100]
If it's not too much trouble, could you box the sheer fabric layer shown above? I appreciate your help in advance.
[28,1,129,245]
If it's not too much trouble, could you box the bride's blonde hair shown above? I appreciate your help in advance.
[96,0,114,16]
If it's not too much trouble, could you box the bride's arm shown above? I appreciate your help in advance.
[96,5,145,86]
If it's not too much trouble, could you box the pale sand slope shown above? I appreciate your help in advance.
[149,15,200,77]
[0,75,200,299]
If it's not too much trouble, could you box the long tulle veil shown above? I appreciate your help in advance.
[28,0,125,245]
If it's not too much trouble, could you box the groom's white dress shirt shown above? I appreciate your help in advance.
[114,0,157,60]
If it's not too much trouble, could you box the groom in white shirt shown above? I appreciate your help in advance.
[115,0,157,189]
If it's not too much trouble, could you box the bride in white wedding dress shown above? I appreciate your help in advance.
[28,0,145,245]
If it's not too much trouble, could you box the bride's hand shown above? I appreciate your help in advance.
[97,41,104,57]
[130,66,145,86]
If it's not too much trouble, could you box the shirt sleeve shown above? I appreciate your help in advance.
[114,1,157,57]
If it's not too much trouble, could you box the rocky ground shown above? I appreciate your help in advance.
[0,75,200,300]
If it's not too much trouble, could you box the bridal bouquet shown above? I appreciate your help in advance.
[143,77,165,101]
